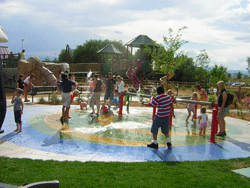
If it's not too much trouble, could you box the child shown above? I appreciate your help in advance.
[101,103,108,114]
[23,73,35,102]
[112,90,119,109]
[70,90,79,103]
[142,86,174,149]
[59,73,76,125]
[80,100,88,110]
[198,106,208,135]
[246,94,250,109]
[186,92,198,123]
[11,88,24,133]
[66,90,80,119]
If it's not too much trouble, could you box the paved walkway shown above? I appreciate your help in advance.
[1,99,250,162]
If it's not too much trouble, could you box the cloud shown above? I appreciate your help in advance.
[1,0,250,70]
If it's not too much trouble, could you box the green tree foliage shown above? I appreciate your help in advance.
[58,49,74,63]
[195,49,210,82]
[151,27,188,75]
[209,64,228,87]
[173,54,196,82]
[237,71,243,79]
[247,57,250,74]
[72,39,126,64]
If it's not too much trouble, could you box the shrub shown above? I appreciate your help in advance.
[51,93,60,105]
[208,94,216,102]
[38,97,46,104]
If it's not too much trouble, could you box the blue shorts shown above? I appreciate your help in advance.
[151,116,170,135]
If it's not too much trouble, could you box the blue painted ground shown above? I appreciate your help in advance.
[1,105,250,162]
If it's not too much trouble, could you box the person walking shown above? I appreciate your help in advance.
[142,86,174,149]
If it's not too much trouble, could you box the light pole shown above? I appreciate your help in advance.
[21,39,24,50]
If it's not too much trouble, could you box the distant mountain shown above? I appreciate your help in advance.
[228,70,249,75]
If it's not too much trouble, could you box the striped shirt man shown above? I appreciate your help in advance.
[150,94,172,118]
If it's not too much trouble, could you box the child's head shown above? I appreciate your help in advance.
[157,86,164,95]
[30,73,35,79]
[102,102,105,107]
[15,88,23,95]
[19,74,24,79]
[247,94,249,97]
[73,90,79,97]
[201,106,206,114]
[192,92,198,100]
[167,89,173,96]
[61,73,68,80]
[116,75,123,82]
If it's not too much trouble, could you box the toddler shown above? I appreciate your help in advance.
[112,90,119,108]
[246,94,250,109]
[186,92,198,123]
[101,103,108,114]
[198,106,208,135]
[80,100,88,110]
[11,88,24,133]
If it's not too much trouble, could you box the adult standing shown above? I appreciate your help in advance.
[17,74,24,90]
[20,49,25,60]
[104,72,116,108]
[23,73,35,102]
[216,81,228,136]
[116,75,124,103]
[59,73,76,124]
[195,84,208,102]
[90,74,102,116]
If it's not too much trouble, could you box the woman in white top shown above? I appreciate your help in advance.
[116,75,124,105]
[23,73,35,102]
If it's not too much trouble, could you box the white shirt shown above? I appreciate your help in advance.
[198,113,208,124]
[24,76,30,84]
[117,81,124,93]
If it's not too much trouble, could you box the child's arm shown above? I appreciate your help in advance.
[11,94,15,104]
[20,98,24,114]
[171,104,175,118]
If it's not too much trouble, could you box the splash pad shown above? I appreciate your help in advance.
[1,104,250,162]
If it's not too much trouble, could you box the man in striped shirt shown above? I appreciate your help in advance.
[143,86,174,149]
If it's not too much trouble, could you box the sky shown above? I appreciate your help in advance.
[1,0,250,72]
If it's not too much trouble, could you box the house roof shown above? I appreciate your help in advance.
[0,46,10,59]
[97,44,123,54]
[125,35,154,47]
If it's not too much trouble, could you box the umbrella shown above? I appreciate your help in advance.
[0,27,8,43]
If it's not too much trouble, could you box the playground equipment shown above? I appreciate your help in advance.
[126,59,144,88]
[18,57,69,86]
[160,74,175,90]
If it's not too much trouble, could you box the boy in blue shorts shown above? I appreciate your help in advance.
[59,73,76,125]
[142,86,174,149]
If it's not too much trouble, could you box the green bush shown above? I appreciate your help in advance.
[51,93,60,105]
[208,94,216,102]
[38,97,46,104]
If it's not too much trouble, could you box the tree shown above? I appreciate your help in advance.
[151,26,188,88]
[209,64,228,87]
[195,49,210,82]
[173,54,196,82]
[58,49,73,63]
[237,71,243,80]
[247,57,250,75]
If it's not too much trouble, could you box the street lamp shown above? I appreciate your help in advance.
[21,39,24,50]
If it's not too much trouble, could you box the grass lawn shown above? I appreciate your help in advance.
[1,157,250,187]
